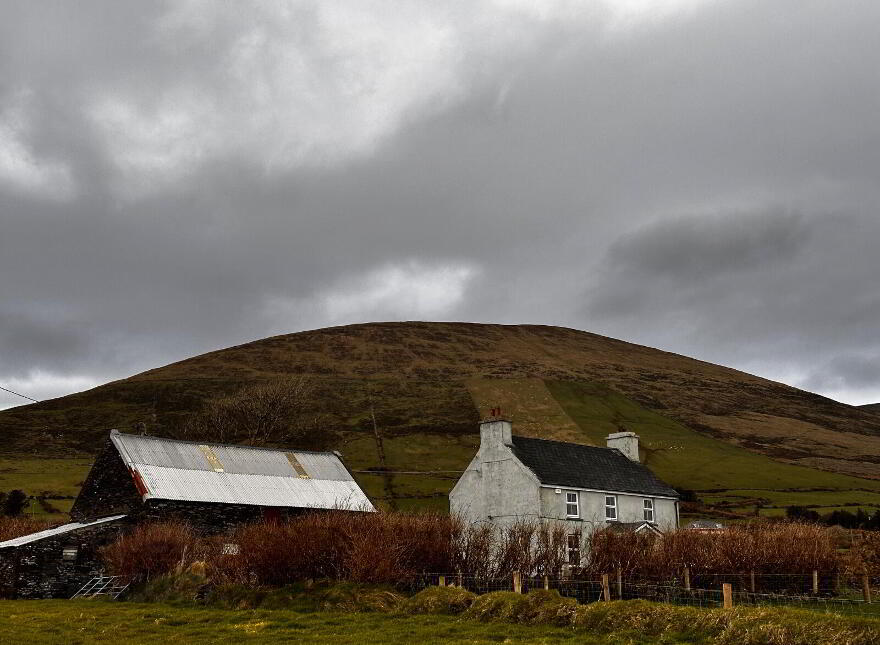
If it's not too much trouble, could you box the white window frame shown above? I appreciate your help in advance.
[643,499,654,523]
[605,495,618,521]
[565,491,580,518]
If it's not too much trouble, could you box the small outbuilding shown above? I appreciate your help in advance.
[0,430,373,598]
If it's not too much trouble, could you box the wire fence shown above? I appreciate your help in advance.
[402,571,880,617]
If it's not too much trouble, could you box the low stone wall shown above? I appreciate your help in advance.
[0,517,132,599]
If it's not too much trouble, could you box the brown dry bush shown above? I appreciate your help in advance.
[493,520,536,579]
[534,522,570,578]
[842,530,880,575]
[584,522,841,580]
[451,521,496,579]
[102,514,850,589]
[101,521,202,582]
[0,516,53,542]
[208,511,463,585]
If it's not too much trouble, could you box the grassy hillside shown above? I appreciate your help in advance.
[2,322,880,515]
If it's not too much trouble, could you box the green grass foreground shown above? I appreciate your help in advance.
[0,600,673,645]
[4,588,880,645]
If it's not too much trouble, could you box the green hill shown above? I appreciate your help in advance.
[3,322,880,516]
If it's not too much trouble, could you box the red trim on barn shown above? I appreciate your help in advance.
[130,467,149,498]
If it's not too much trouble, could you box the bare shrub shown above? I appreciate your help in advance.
[180,376,327,448]
[101,514,848,591]
[584,522,841,580]
[452,521,496,579]
[534,522,570,578]
[842,530,880,575]
[101,521,201,582]
[494,520,536,579]
[0,516,52,541]
[584,528,657,577]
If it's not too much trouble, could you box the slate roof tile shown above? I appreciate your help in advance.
[510,435,678,498]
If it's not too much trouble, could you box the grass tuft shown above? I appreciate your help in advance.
[404,586,477,615]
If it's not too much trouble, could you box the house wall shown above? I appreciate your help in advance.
[539,486,678,534]
[0,518,131,599]
[450,420,541,527]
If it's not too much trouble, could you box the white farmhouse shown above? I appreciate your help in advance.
[450,416,679,540]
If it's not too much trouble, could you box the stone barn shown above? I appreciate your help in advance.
[0,430,373,598]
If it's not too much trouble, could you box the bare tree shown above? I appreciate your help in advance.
[181,376,327,447]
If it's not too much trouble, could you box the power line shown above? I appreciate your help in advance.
[0,385,39,403]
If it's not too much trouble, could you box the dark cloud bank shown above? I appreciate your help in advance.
[2,0,880,407]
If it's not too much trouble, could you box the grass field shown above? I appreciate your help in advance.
[0,457,91,521]
[0,601,680,645]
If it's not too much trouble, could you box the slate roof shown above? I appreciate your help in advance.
[510,436,679,498]
[109,431,375,511]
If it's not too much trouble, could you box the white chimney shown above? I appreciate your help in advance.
[606,431,640,462]
[479,414,513,462]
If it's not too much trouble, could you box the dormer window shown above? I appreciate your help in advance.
[565,491,579,518]
[605,495,617,521]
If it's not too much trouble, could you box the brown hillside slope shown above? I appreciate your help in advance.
[2,322,880,483]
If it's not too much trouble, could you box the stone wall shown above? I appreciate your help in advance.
[70,440,142,522]
[139,500,303,534]
[0,517,132,599]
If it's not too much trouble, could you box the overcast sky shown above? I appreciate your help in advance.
[2,0,880,410]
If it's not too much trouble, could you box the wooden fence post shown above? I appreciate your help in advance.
[812,570,819,595]
[683,566,691,592]
[543,575,549,590]
[722,583,733,609]
[513,571,522,594]
[749,570,756,593]
[864,574,872,604]
[616,569,623,600]
[457,570,463,588]
[438,575,445,587]
[602,574,611,602]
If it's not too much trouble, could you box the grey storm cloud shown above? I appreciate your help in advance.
[3,0,880,407]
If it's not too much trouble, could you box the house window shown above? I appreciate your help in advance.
[565,491,579,518]
[62,547,78,561]
[567,534,581,566]
[605,495,617,521]
[643,499,654,523]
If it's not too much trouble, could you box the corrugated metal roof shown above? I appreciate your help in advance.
[0,515,127,549]
[110,432,374,511]
[134,465,373,510]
